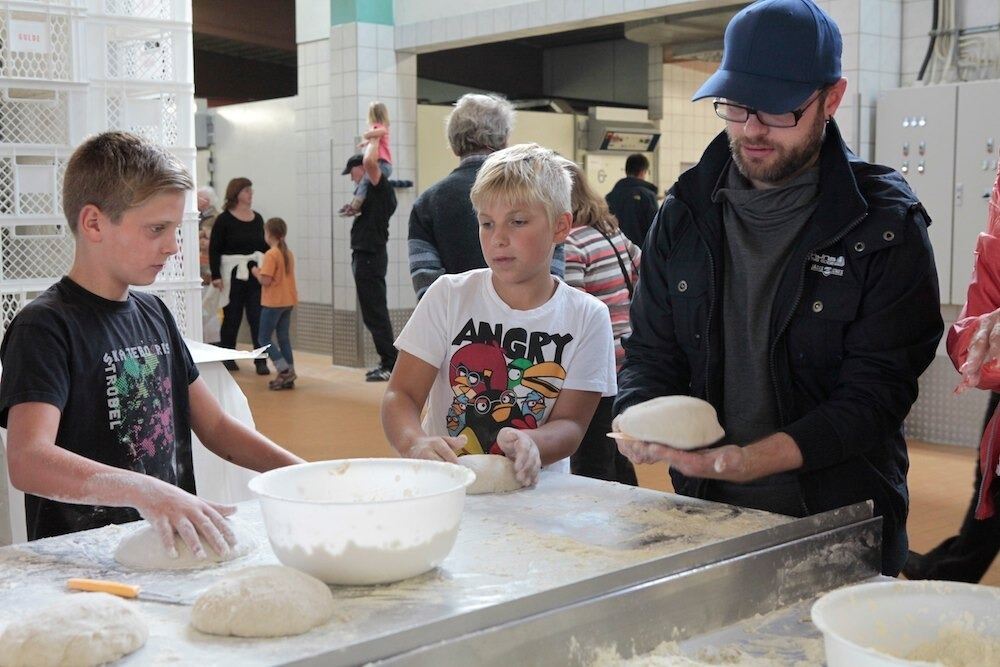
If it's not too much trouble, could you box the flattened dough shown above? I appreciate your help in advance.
[0,592,147,667]
[618,396,724,450]
[114,520,255,570]
[458,454,523,494]
[190,565,336,637]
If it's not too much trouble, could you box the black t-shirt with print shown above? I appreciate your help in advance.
[351,174,397,251]
[0,277,199,540]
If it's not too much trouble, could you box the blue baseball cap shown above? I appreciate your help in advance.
[692,0,842,114]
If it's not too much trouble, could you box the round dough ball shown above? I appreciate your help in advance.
[0,593,147,667]
[618,396,724,450]
[191,565,336,637]
[457,454,523,494]
[114,520,255,570]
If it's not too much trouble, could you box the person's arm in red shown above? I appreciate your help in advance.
[950,162,1000,392]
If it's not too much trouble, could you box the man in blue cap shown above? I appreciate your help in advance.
[613,0,943,576]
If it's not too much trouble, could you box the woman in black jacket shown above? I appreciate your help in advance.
[209,177,269,374]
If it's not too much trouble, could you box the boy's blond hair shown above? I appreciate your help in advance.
[368,101,389,126]
[63,131,193,232]
[469,143,572,224]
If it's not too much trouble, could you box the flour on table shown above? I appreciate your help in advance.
[190,565,337,637]
[458,454,523,494]
[114,519,255,570]
[0,592,147,667]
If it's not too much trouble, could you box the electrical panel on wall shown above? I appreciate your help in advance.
[875,84,958,304]
[951,81,1000,305]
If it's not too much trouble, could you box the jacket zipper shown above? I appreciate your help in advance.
[703,247,717,406]
[766,211,866,516]
[768,211,867,425]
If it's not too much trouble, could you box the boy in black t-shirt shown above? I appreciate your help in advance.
[0,132,303,558]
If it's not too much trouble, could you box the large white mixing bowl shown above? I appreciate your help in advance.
[248,458,475,585]
[811,580,1000,666]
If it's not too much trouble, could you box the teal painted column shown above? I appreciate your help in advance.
[330,0,393,26]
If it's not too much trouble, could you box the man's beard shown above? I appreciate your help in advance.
[728,111,827,186]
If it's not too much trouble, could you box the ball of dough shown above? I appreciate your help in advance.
[457,454,523,494]
[114,520,255,570]
[0,593,147,667]
[618,396,724,450]
[190,565,336,637]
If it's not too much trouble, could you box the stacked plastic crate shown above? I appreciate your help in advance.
[0,0,85,340]
[0,0,200,343]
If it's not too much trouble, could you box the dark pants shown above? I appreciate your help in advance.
[912,391,1000,582]
[571,396,638,485]
[352,247,397,369]
[220,268,262,352]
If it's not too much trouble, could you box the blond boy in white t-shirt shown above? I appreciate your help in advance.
[382,144,616,488]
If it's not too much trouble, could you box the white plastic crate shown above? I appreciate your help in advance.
[90,0,188,23]
[85,19,190,84]
[142,283,202,340]
[0,288,38,345]
[0,84,86,147]
[89,82,192,147]
[0,220,74,283]
[0,6,81,82]
[3,1,85,9]
[0,149,68,218]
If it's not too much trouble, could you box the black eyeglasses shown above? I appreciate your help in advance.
[713,89,826,128]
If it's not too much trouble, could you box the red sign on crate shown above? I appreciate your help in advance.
[10,20,50,54]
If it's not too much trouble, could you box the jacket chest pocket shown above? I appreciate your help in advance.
[786,283,862,368]
[667,262,709,352]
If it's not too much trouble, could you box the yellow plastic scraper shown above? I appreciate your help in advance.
[67,578,187,605]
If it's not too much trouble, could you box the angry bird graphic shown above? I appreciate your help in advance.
[459,388,520,455]
[522,390,547,420]
[446,394,469,436]
[449,342,507,400]
[507,360,566,399]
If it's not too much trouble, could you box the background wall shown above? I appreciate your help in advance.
[649,58,723,189]
[902,0,1000,86]
[393,0,529,26]
[202,97,303,293]
[543,39,648,106]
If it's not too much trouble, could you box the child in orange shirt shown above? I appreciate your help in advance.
[251,217,299,389]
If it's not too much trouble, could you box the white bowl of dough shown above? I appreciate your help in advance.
[811,580,1000,666]
[248,458,475,585]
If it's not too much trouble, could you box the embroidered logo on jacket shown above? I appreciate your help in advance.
[809,252,845,277]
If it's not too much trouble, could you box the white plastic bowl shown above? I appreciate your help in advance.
[811,580,1000,666]
[248,458,475,585]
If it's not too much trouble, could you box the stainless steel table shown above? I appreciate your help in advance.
[0,471,880,665]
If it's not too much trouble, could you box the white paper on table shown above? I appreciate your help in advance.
[184,339,269,364]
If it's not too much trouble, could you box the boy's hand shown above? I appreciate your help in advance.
[211,278,222,289]
[405,434,467,463]
[132,479,237,560]
[495,428,541,487]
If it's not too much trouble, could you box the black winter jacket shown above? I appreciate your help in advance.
[616,122,944,575]
[606,176,659,247]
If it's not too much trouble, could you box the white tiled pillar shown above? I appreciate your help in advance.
[295,39,333,308]
[328,21,417,365]
[818,0,903,161]
[648,52,723,190]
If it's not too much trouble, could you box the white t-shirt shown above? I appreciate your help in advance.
[395,269,617,460]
